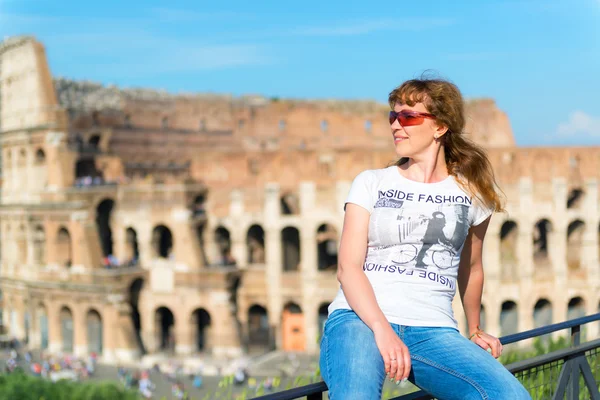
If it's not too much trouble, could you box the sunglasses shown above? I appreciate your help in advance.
[389,110,436,126]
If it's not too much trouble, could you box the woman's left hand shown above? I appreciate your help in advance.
[471,330,503,358]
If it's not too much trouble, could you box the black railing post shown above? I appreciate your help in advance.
[569,325,581,399]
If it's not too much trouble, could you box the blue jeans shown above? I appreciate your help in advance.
[319,309,531,400]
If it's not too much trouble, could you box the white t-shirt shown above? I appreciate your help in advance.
[328,166,494,329]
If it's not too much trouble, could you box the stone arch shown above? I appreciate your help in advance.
[59,306,74,353]
[34,148,46,164]
[566,220,585,271]
[567,297,586,320]
[318,303,329,333]
[317,223,338,271]
[155,306,175,352]
[533,219,553,269]
[191,308,211,352]
[33,225,46,265]
[247,224,265,264]
[75,159,101,181]
[500,300,518,336]
[281,227,300,271]
[151,225,173,259]
[567,188,585,209]
[86,309,103,355]
[88,134,101,150]
[125,227,140,266]
[282,302,305,351]
[499,220,518,281]
[280,192,300,215]
[128,278,145,354]
[56,227,72,268]
[96,199,115,260]
[533,299,553,328]
[37,303,49,350]
[214,226,234,266]
[247,304,270,351]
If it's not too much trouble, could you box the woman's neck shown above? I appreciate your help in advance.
[399,146,448,183]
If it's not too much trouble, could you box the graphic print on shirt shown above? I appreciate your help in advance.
[374,190,470,271]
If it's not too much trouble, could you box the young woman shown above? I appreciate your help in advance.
[319,78,531,400]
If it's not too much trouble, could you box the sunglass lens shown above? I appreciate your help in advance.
[388,111,397,125]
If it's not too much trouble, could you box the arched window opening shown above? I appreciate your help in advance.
[192,309,211,352]
[533,299,553,328]
[91,111,100,127]
[317,224,338,271]
[247,225,265,264]
[33,226,46,265]
[124,114,132,128]
[318,303,329,333]
[37,304,48,350]
[96,199,115,264]
[86,309,103,355]
[247,305,270,351]
[215,227,235,266]
[533,299,553,342]
[151,225,173,259]
[567,297,586,320]
[278,119,286,132]
[74,159,103,186]
[191,194,206,218]
[533,219,552,267]
[155,307,175,352]
[161,117,169,130]
[567,188,584,209]
[88,135,101,150]
[282,302,305,351]
[499,221,518,281]
[566,220,585,271]
[128,279,145,354]
[35,149,46,164]
[364,120,372,133]
[125,228,139,266]
[199,118,206,131]
[60,306,74,353]
[500,301,518,336]
[281,227,300,271]
[57,227,72,268]
[280,192,300,215]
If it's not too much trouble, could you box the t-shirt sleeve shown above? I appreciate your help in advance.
[471,199,494,226]
[344,170,376,213]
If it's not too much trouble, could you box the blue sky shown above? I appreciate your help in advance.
[1,0,599,146]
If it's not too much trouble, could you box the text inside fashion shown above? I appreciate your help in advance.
[378,190,473,205]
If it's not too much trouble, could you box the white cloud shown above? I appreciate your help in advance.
[557,111,600,137]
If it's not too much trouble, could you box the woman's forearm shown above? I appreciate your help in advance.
[459,265,484,334]
[338,266,389,333]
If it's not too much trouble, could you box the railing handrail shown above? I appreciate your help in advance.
[500,312,600,345]
[254,312,600,400]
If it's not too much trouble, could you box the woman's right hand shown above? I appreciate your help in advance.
[373,322,411,383]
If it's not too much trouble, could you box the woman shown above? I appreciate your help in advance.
[319,77,531,400]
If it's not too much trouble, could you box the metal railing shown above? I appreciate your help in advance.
[255,313,600,400]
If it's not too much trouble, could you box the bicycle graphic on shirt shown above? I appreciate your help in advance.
[391,242,456,269]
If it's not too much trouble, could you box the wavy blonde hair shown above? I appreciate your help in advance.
[388,77,505,212]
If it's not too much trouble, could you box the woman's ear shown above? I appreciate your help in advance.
[434,124,449,140]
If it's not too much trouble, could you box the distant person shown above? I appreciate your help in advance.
[319,77,531,399]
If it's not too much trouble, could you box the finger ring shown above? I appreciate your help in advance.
[390,358,397,361]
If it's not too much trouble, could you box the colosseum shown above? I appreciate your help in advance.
[0,36,598,364]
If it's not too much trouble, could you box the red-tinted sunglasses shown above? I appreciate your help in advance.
[389,110,436,127]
